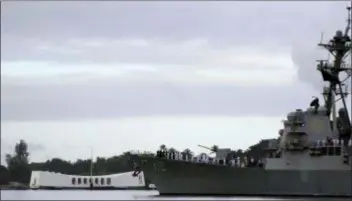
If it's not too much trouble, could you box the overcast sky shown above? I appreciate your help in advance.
[1,1,351,165]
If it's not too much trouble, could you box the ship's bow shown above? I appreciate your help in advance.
[130,154,159,188]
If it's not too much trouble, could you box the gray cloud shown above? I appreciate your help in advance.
[1,1,350,122]
[2,2,310,41]
[1,1,347,63]
[1,80,317,121]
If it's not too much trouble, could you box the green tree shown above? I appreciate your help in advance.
[159,144,167,151]
[182,148,193,158]
[0,165,10,185]
[168,147,178,154]
[6,140,31,184]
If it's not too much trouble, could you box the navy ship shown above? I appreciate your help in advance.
[131,5,352,197]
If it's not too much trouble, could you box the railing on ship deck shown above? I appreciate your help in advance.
[154,150,264,168]
[131,139,352,168]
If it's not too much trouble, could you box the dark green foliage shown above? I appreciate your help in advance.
[0,165,11,185]
[182,148,193,158]
[5,140,31,184]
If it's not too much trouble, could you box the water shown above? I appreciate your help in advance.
[1,190,350,200]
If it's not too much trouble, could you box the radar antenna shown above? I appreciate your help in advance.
[317,4,352,135]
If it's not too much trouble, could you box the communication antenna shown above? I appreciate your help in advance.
[320,32,324,44]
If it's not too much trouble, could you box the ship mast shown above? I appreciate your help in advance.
[349,3,352,199]
[349,2,352,135]
[317,4,352,139]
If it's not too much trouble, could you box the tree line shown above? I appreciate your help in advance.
[0,139,270,186]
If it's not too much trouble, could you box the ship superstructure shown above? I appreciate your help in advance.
[131,4,352,197]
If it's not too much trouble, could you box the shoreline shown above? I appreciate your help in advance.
[0,183,29,190]
[0,186,155,191]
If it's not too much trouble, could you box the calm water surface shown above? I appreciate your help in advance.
[0,190,350,200]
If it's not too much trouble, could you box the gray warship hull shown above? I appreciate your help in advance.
[133,155,351,197]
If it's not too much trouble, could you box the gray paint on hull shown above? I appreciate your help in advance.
[137,156,352,197]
